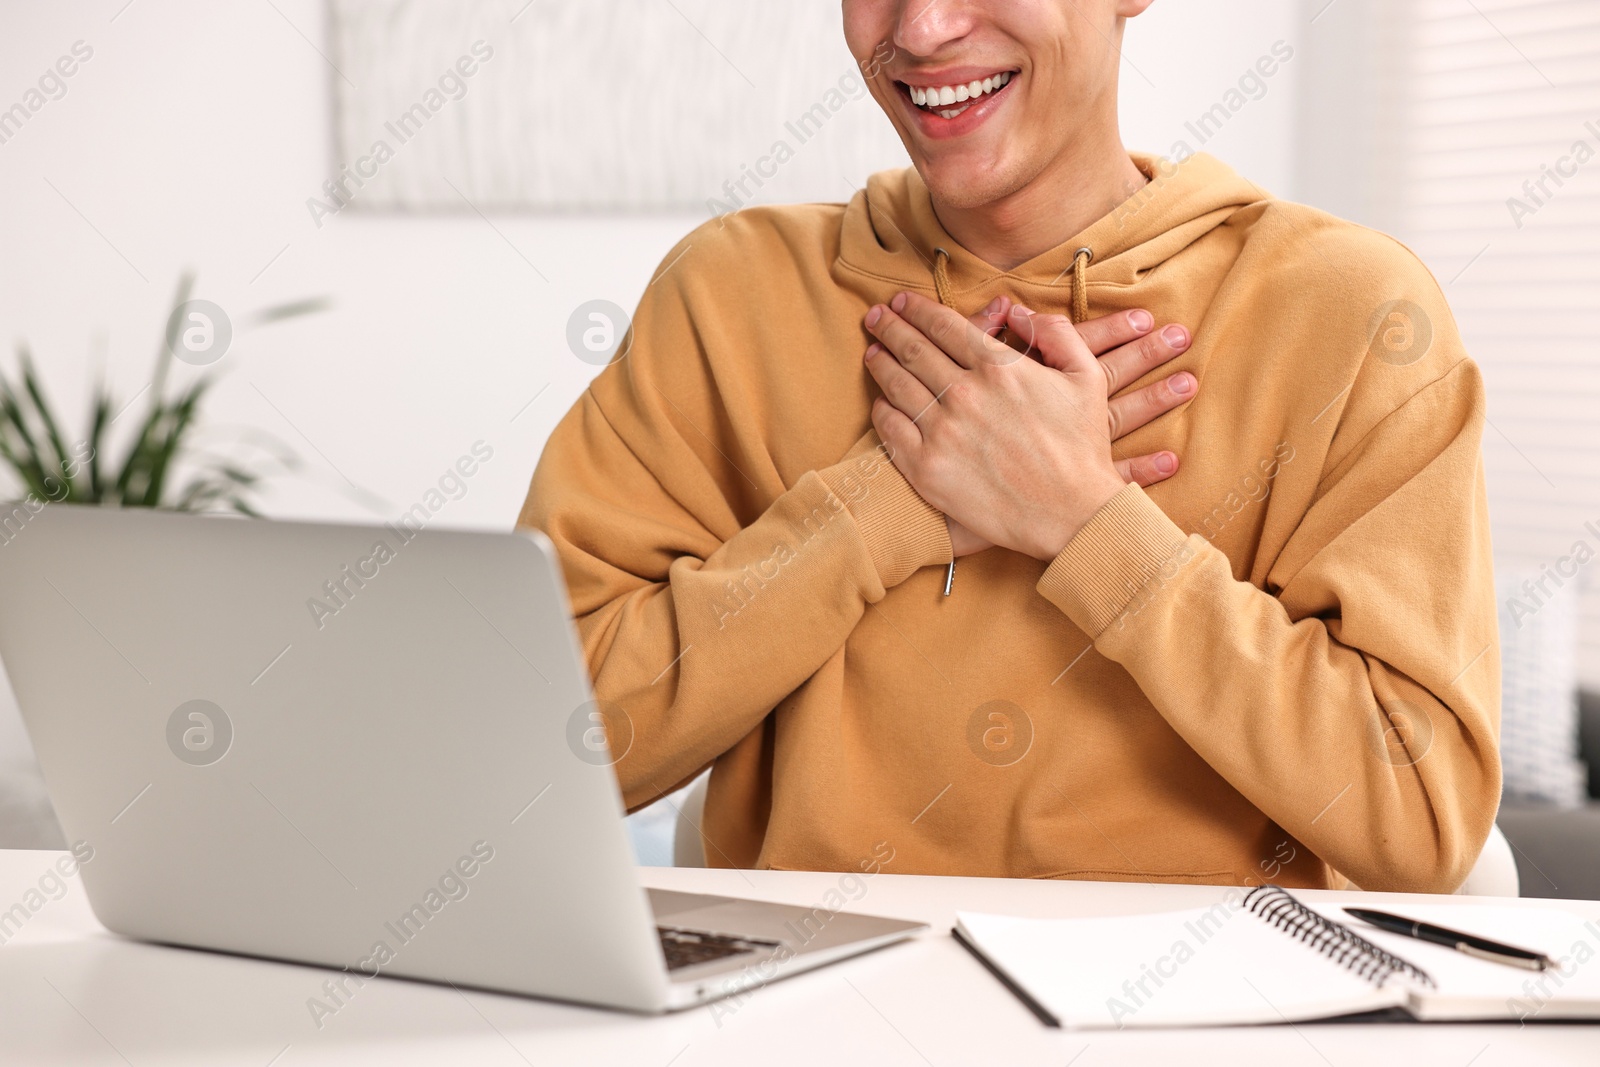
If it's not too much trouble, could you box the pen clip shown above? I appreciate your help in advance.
[1455,942,1549,971]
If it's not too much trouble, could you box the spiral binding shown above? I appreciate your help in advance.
[1243,885,1436,989]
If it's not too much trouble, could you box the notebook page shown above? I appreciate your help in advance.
[1316,904,1600,1021]
[956,906,1406,1029]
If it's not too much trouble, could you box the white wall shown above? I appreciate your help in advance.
[0,1,703,532]
[1121,1,1301,198]
[0,0,1302,844]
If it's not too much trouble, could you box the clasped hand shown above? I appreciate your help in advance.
[862,291,1196,561]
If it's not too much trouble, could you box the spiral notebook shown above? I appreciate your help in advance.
[954,885,1600,1028]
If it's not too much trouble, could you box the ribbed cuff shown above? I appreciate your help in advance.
[1036,483,1195,638]
[818,444,951,589]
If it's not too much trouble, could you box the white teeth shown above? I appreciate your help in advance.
[908,73,1013,113]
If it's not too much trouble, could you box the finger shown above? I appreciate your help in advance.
[1006,304,1096,375]
[891,290,1013,369]
[872,297,1007,353]
[1113,451,1180,488]
[1073,308,1156,357]
[866,302,961,394]
[966,295,1012,338]
[865,342,937,419]
[1098,324,1193,396]
[1107,371,1198,439]
[871,396,923,458]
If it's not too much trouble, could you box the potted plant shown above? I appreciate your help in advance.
[0,273,327,518]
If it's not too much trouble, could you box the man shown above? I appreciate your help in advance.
[520,0,1500,892]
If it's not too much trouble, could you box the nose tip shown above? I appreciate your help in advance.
[891,1,971,56]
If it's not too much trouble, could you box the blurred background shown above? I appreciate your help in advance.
[2,0,1597,890]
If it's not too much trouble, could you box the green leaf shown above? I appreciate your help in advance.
[2,270,322,514]
[148,271,194,414]
[85,388,110,502]
[18,350,77,500]
[0,366,53,500]
[252,296,332,325]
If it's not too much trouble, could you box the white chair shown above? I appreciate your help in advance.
[671,772,710,868]
[673,775,1522,897]
[1458,823,1520,896]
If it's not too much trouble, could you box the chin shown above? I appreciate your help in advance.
[915,152,1037,212]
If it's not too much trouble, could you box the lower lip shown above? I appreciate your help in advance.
[898,77,1017,141]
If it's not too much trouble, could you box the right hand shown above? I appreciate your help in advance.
[944,297,1196,558]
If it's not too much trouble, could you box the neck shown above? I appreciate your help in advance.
[931,138,1149,272]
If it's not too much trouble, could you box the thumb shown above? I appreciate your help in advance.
[1007,304,1095,375]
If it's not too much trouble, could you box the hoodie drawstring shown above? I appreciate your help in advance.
[926,244,1093,596]
[932,247,954,307]
[931,246,1094,322]
[1071,246,1093,325]
[931,248,956,596]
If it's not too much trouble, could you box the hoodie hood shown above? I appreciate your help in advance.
[837,152,1271,317]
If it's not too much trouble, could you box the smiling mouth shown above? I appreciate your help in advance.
[898,71,1017,120]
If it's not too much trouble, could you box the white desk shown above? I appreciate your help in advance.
[1,849,1594,1066]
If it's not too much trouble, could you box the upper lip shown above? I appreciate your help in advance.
[894,66,1019,89]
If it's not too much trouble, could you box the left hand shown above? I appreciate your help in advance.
[863,290,1136,561]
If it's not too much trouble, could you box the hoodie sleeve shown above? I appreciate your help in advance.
[1035,293,1500,894]
[518,236,950,812]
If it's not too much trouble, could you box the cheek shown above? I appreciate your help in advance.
[839,1,887,60]
[1031,26,1106,105]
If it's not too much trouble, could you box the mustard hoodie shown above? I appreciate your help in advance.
[520,152,1500,893]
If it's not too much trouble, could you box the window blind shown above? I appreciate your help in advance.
[1380,0,1600,684]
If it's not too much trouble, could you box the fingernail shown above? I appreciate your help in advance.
[891,292,908,313]
[1162,325,1189,350]
[1155,452,1177,474]
[1170,372,1194,395]
[866,305,883,328]
[1013,304,1035,317]
[1129,310,1153,333]
[865,343,882,360]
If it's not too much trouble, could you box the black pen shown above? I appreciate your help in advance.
[1344,908,1554,972]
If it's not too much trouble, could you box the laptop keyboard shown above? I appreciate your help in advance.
[657,926,780,971]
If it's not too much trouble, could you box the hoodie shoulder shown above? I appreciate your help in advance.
[661,202,849,289]
[590,201,852,414]
[1231,200,1478,468]
[1241,201,1454,331]
[1229,198,1468,376]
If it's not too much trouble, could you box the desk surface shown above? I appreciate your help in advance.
[1,849,1595,1067]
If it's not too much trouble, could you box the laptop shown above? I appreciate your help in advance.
[0,506,924,1013]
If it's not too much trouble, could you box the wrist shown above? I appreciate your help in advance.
[1033,469,1125,561]
[817,449,951,586]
